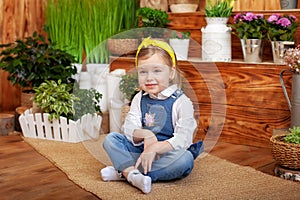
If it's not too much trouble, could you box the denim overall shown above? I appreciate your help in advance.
[141,89,203,159]
[102,90,203,181]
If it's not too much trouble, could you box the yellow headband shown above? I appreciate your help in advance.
[135,37,176,68]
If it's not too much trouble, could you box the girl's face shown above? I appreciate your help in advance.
[137,53,175,96]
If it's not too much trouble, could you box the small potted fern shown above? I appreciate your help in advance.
[270,126,300,169]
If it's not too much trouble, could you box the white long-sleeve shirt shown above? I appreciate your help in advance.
[122,84,197,150]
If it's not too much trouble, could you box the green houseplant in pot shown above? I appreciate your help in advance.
[32,80,79,122]
[136,7,170,39]
[270,126,300,170]
[73,86,102,121]
[32,80,102,122]
[119,72,139,104]
[0,31,77,107]
[202,0,235,62]
[19,79,103,142]
[119,72,139,124]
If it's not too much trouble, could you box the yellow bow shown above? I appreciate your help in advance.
[135,37,176,68]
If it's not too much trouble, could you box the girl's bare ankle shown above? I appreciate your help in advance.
[122,166,135,179]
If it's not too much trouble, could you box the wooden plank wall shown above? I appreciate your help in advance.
[0,0,45,112]
[0,0,299,112]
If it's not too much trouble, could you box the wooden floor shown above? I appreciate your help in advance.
[0,134,277,200]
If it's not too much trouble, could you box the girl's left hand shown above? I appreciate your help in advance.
[135,148,156,174]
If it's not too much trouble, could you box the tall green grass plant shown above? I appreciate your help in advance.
[45,0,137,64]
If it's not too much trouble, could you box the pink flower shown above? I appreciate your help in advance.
[176,32,183,39]
[277,18,291,27]
[233,13,242,22]
[266,13,299,41]
[268,14,280,22]
[244,12,257,21]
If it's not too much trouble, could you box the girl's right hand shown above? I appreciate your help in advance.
[144,133,157,149]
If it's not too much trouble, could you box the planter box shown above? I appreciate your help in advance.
[19,109,102,143]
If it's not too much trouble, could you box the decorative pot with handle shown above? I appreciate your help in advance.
[280,69,300,127]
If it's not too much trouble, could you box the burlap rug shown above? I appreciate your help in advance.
[23,136,300,200]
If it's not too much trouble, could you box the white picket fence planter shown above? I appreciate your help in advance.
[19,109,102,143]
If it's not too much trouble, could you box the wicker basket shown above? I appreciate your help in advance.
[107,38,138,56]
[270,134,300,169]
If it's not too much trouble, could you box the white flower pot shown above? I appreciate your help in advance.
[79,71,92,89]
[169,38,190,60]
[201,17,232,62]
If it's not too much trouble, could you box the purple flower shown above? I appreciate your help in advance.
[256,14,264,19]
[244,12,257,21]
[233,13,242,22]
[277,18,291,27]
[289,15,297,21]
[267,14,280,22]
[231,12,267,39]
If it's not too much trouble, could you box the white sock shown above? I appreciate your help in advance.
[127,169,151,194]
[100,166,125,181]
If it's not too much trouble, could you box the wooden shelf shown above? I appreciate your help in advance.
[168,10,300,60]
[110,56,291,148]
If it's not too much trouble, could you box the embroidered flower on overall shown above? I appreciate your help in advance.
[145,112,155,127]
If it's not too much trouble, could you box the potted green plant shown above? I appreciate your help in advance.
[19,80,103,142]
[202,0,234,62]
[169,30,191,60]
[119,72,139,104]
[32,80,102,121]
[73,86,102,121]
[119,72,139,124]
[0,31,77,89]
[32,80,79,121]
[204,0,234,18]
[0,31,77,107]
[270,126,300,169]
[136,7,170,39]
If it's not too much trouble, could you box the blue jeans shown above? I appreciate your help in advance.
[103,132,194,182]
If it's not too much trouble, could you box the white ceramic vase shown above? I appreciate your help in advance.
[201,17,232,62]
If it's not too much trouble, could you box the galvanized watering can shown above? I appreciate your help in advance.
[280,69,300,127]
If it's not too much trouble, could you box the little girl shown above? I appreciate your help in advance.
[101,37,202,194]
